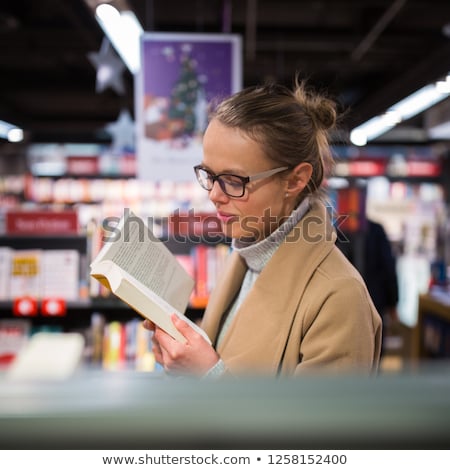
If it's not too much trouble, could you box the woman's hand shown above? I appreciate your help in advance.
[142,315,220,376]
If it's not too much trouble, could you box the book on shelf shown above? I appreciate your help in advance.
[0,247,13,300]
[0,319,31,369]
[10,249,42,299]
[191,244,209,308]
[1,247,80,301]
[41,249,80,301]
[89,210,211,344]
[100,318,157,371]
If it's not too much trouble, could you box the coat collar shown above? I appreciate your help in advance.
[201,199,337,374]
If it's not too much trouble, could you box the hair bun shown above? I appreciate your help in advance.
[294,81,337,131]
[311,96,337,130]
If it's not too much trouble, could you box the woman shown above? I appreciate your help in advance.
[143,79,382,377]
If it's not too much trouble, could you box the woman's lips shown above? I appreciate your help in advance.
[216,211,238,223]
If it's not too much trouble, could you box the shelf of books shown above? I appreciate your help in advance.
[0,173,231,372]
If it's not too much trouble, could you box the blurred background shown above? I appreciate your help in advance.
[0,0,450,449]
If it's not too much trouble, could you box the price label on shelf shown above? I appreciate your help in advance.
[41,298,67,317]
[13,297,38,317]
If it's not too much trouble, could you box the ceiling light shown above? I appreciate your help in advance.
[436,76,450,94]
[95,3,143,74]
[350,76,450,146]
[0,120,23,142]
[350,114,397,146]
[390,84,446,121]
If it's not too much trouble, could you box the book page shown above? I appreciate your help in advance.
[94,212,194,312]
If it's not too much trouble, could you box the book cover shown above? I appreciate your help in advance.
[41,249,80,301]
[10,249,42,299]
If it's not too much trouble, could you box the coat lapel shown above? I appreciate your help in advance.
[200,250,247,343]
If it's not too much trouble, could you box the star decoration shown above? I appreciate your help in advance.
[105,109,135,151]
[88,37,126,95]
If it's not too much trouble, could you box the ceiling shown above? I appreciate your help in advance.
[1,0,450,146]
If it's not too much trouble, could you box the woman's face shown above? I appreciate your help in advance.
[201,119,292,241]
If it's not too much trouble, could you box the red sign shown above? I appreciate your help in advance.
[41,298,67,317]
[169,212,222,238]
[67,156,99,175]
[119,154,137,176]
[406,161,441,177]
[13,297,38,317]
[348,160,386,177]
[6,211,78,234]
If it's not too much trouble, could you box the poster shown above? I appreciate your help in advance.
[136,32,242,181]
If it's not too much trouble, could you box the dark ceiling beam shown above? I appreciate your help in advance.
[245,0,257,61]
[50,0,102,50]
[350,0,408,62]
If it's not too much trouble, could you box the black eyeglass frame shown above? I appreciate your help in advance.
[193,164,290,198]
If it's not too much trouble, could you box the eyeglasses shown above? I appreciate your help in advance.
[193,164,289,198]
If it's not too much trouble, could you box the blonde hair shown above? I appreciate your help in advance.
[209,77,337,201]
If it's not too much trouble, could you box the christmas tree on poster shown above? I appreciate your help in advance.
[168,54,202,137]
[145,47,208,143]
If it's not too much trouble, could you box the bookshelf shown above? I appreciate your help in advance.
[0,173,229,371]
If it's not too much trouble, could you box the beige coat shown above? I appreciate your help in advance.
[201,200,383,376]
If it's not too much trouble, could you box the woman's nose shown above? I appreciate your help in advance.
[208,180,229,203]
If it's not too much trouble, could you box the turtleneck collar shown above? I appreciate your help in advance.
[231,197,311,273]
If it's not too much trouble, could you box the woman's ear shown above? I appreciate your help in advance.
[285,162,313,197]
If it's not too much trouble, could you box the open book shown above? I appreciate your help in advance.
[90,211,210,344]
